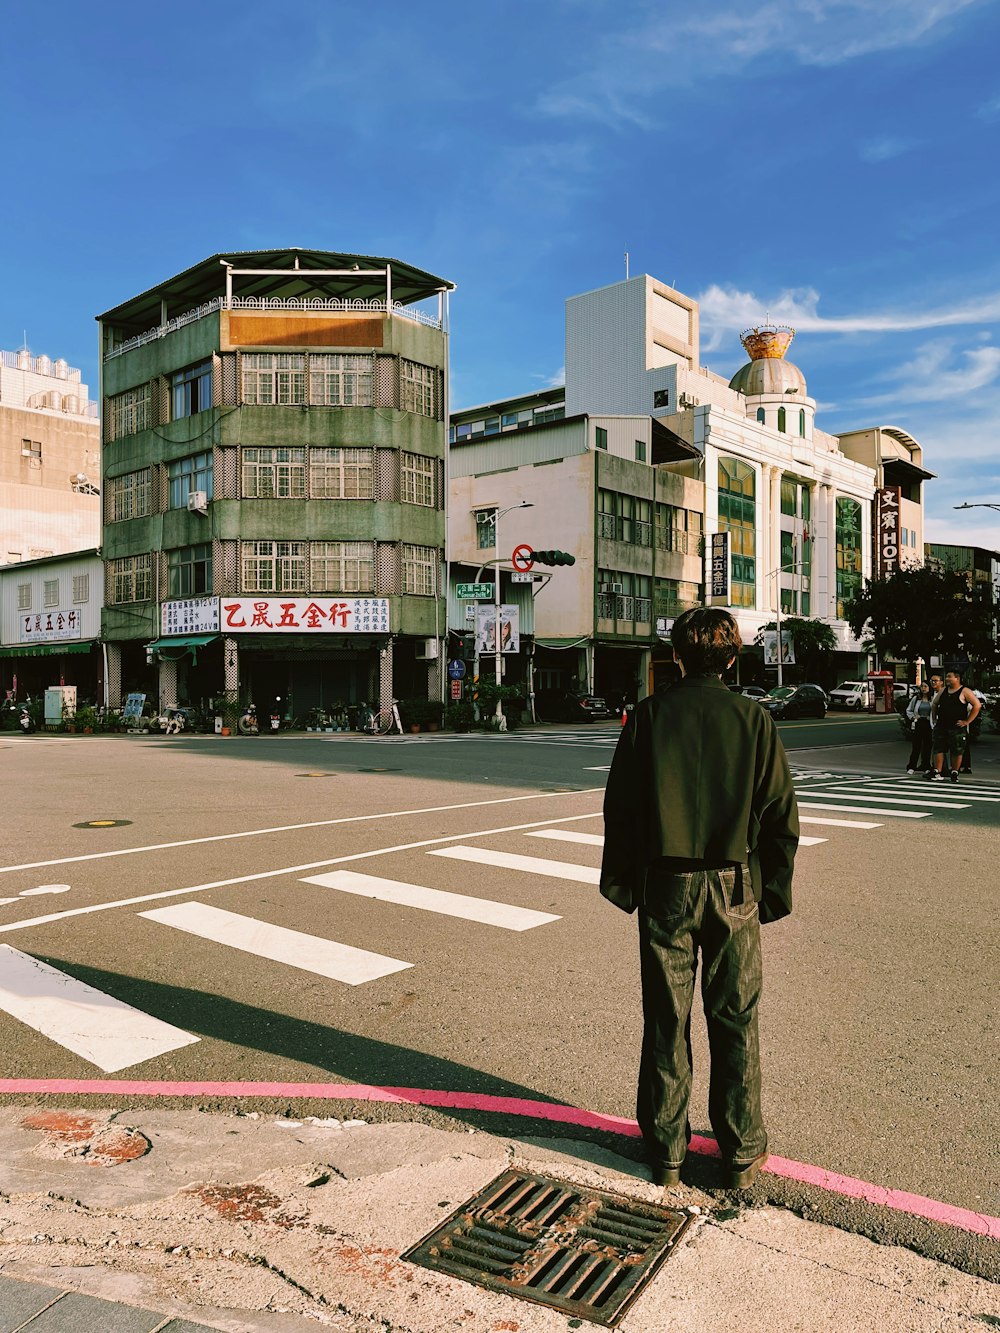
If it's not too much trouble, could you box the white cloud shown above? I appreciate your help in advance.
[864,339,1000,405]
[530,364,566,388]
[536,0,984,128]
[859,135,920,162]
[697,283,1000,350]
[976,93,1000,121]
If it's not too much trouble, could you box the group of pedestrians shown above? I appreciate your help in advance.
[905,668,982,782]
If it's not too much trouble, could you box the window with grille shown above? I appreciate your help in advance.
[168,543,213,597]
[172,361,213,418]
[309,354,374,406]
[242,353,307,405]
[400,360,436,416]
[43,579,59,607]
[73,574,89,603]
[108,384,151,440]
[401,452,434,506]
[241,540,307,593]
[310,447,374,499]
[110,554,152,604]
[310,541,375,592]
[168,452,214,509]
[402,543,435,596]
[21,438,41,458]
[111,468,152,521]
[242,447,306,498]
[17,583,31,610]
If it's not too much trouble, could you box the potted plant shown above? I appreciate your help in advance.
[446,700,476,733]
[75,705,98,734]
[475,681,525,729]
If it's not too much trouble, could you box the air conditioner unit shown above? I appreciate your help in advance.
[600,582,624,595]
[414,638,439,661]
[187,490,209,513]
[475,510,495,524]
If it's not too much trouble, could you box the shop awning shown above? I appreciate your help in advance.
[147,635,218,656]
[0,640,95,659]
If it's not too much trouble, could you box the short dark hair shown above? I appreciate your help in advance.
[947,666,964,682]
[671,607,742,675]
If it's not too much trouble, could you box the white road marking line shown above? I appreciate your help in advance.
[798,836,828,846]
[430,846,601,883]
[302,871,559,931]
[0,811,605,937]
[140,903,411,985]
[583,765,611,771]
[0,787,603,877]
[18,885,71,897]
[800,816,882,829]
[0,945,198,1073]
[796,791,968,809]
[798,802,930,818]
[525,829,606,846]
[832,783,1000,803]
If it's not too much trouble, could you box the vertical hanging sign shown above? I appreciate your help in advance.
[874,486,901,578]
[708,531,731,603]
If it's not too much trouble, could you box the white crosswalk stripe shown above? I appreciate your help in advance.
[140,902,412,984]
[525,829,606,846]
[301,870,560,931]
[798,801,930,818]
[800,816,882,829]
[0,944,198,1072]
[429,845,601,883]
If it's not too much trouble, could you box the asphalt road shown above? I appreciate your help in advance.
[0,713,996,1275]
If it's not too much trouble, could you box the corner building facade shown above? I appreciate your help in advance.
[97,249,452,717]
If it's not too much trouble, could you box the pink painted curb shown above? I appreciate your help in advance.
[2,1078,997,1240]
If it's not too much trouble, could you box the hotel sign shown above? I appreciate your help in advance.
[874,486,901,578]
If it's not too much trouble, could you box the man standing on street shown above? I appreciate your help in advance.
[600,607,799,1190]
[928,667,981,783]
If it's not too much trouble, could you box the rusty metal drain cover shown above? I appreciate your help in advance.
[403,1167,692,1326]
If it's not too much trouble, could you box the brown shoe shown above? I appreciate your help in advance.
[649,1162,682,1187]
[723,1151,768,1189]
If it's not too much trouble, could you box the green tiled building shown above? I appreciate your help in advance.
[97,249,453,720]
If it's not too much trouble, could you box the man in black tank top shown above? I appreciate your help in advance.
[928,667,981,783]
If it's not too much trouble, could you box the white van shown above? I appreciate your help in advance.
[829,681,869,711]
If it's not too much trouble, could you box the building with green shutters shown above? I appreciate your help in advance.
[97,249,453,720]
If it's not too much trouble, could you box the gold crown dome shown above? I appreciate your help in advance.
[729,323,807,396]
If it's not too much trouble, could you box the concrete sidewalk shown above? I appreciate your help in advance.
[0,1107,997,1332]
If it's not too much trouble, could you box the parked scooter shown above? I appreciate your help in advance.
[18,703,34,734]
[238,703,259,735]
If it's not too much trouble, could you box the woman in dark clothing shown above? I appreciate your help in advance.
[905,681,934,774]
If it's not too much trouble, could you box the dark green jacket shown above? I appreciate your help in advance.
[600,675,799,923]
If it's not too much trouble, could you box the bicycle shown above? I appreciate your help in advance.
[372,699,403,736]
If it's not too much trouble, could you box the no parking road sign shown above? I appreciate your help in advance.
[511,544,534,572]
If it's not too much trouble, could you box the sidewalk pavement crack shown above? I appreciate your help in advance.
[705,1218,992,1318]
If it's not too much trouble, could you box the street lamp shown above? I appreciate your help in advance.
[482,502,533,730]
[765,560,810,688]
[954,503,1000,512]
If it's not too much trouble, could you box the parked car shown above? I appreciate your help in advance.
[728,685,768,701]
[538,690,617,722]
[760,684,828,720]
[828,680,869,711]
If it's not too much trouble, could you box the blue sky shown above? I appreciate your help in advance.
[2,0,998,548]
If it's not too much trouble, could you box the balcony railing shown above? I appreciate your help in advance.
[597,594,652,623]
[104,296,442,360]
[597,513,653,546]
[655,528,704,557]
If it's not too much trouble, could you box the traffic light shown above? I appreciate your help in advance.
[459,633,476,660]
[530,549,576,567]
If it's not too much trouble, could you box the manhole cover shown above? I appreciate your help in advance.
[403,1167,692,1327]
[357,767,402,773]
[296,772,335,778]
[72,820,133,829]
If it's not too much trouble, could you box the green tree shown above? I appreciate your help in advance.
[844,567,995,666]
[754,617,838,682]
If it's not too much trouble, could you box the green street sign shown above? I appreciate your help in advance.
[457,582,493,599]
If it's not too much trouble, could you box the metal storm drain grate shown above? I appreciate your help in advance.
[403,1167,693,1326]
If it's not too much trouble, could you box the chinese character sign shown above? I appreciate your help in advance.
[475,605,520,654]
[874,486,901,578]
[220,598,390,634]
[162,598,221,635]
[706,531,730,601]
[18,608,82,643]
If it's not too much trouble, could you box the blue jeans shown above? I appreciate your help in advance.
[637,863,766,1168]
